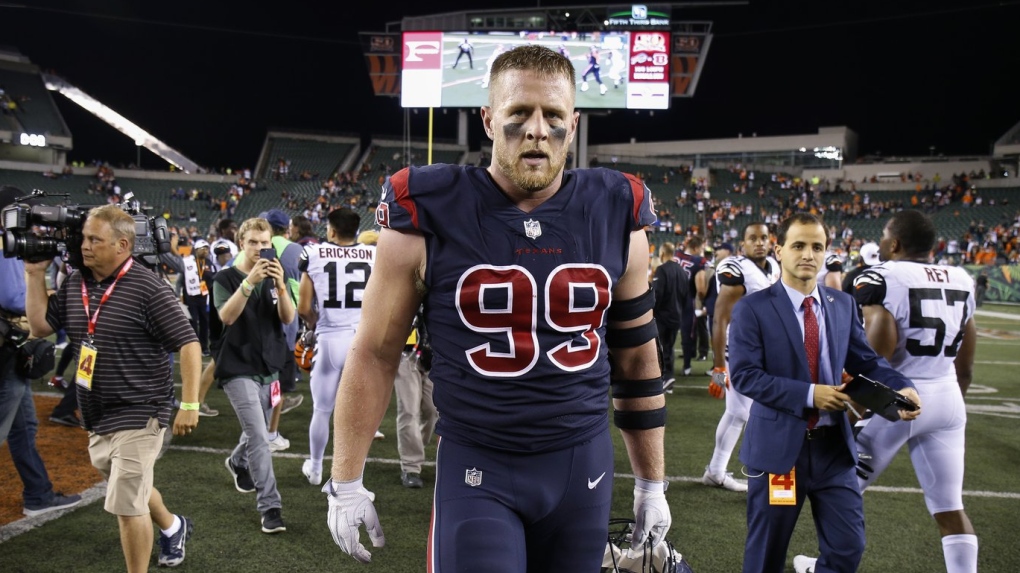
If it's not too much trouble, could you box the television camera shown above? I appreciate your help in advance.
[1,189,171,269]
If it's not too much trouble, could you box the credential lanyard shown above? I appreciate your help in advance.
[80,258,134,342]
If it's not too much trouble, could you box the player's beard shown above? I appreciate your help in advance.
[495,144,569,193]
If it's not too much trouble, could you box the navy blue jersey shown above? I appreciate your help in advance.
[674,251,707,309]
[376,165,655,453]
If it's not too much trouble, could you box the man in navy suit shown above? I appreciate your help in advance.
[728,212,922,573]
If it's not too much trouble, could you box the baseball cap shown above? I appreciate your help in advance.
[193,239,210,251]
[860,242,880,266]
[262,209,291,230]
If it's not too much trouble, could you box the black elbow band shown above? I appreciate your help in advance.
[614,406,667,430]
[608,288,655,321]
[606,319,658,348]
[611,377,665,398]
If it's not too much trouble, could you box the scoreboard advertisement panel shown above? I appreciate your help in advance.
[400,30,671,110]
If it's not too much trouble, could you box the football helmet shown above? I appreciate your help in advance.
[294,329,317,372]
[602,518,694,573]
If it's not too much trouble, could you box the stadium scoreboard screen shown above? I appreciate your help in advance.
[401,29,672,110]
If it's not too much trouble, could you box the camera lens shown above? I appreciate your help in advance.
[2,230,19,258]
[4,230,61,262]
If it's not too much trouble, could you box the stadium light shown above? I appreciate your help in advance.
[19,133,47,147]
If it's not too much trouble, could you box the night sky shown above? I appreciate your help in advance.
[4,0,1018,171]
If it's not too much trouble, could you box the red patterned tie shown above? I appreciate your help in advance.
[803,297,820,428]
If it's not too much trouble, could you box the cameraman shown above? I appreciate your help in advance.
[24,204,202,571]
[1,185,82,517]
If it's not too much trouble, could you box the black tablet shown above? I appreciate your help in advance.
[844,373,918,422]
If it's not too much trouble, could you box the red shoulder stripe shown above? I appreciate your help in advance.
[390,168,419,230]
[623,172,647,226]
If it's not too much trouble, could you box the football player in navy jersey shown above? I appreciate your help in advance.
[324,45,670,571]
[675,236,709,375]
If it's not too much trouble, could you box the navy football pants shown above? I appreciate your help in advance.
[429,432,614,572]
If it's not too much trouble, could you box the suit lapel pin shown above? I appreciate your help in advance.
[826,295,834,302]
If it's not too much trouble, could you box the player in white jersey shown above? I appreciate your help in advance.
[297,208,376,485]
[605,49,625,88]
[479,44,507,89]
[703,222,781,492]
[816,249,843,289]
[796,210,978,573]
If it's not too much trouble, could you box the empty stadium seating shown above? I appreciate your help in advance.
[259,136,356,181]
[0,67,69,137]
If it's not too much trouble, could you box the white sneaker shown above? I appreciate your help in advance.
[701,467,748,492]
[793,555,817,573]
[268,434,290,452]
[374,430,385,440]
[581,81,589,92]
[301,459,322,485]
[599,83,608,95]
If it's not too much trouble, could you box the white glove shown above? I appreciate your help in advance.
[324,477,385,563]
[632,478,671,550]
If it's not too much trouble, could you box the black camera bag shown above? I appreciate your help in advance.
[16,338,56,379]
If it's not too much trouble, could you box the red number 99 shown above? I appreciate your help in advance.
[457,264,611,377]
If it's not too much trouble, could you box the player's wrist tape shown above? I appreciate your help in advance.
[607,288,654,321]
[606,319,658,348]
[634,477,668,493]
[611,377,665,398]
[614,406,667,430]
[179,402,200,411]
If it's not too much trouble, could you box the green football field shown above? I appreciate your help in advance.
[2,305,1019,572]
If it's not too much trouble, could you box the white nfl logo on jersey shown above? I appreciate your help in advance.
[524,219,542,239]
[465,467,483,487]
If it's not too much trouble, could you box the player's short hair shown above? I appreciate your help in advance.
[887,209,936,256]
[741,221,769,240]
[217,218,236,233]
[660,242,675,258]
[291,215,315,238]
[87,204,136,249]
[237,217,271,243]
[327,208,361,240]
[685,236,704,251]
[776,212,828,246]
[488,45,575,102]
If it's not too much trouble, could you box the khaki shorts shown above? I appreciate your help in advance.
[88,417,164,516]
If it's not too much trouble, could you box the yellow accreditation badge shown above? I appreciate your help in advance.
[768,468,797,506]
[76,341,98,390]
